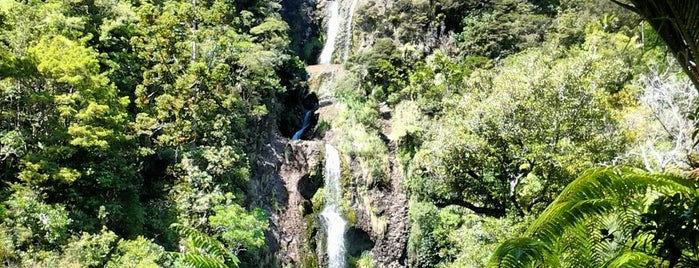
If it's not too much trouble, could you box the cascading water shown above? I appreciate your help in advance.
[292,110,314,140]
[321,144,347,268]
[342,0,359,61]
[313,1,358,264]
[318,0,340,64]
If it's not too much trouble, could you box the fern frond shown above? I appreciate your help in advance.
[527,167,695,244]
[488,237,559,268]
[489,167,697,267]
[603,251,655,268]
[171,223,237,266]
[169,252,229,268]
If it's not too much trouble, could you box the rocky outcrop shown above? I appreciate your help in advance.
[335,131,408,267]
[250,121,408,268]
[281,0,322,62]
[249,133,324,266]
[251,21,409,265]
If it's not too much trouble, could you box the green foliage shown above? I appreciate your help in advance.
[106,236,165,268]
[353,251,375,268]
[456,0,551,58]
[489,167,696,267]
[0,0,298,265]
[408,34,636,217]
[208,201,269,252]
[407,201,455,267]
[636,192,699,266]
[332,71,391,188]
[47,228,119,267]
[311,188,326,213]
[490,238,556,267]
[0,186,71,258]
[171,223,239,268]
[616,0,699,90]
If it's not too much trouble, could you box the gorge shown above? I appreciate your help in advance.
[1,0,698,267]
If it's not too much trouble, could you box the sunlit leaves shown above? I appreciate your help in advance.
[31,36,101,86]
[209,202,268,252]
[1,186,71,253]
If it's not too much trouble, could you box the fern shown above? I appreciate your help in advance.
[616,0,699,90]
[488,237,558,268]
[489,167,697,267]
[170,223,240,268]
[169,252,229,268]
[603,251,655,268]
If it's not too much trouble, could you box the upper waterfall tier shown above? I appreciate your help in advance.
[318,1,340,64]
[318,0,359,64]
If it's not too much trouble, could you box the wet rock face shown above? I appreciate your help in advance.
[281,0,322,62]
[298,173,323,200]
[250,126,407,267]
[249,134,324,267]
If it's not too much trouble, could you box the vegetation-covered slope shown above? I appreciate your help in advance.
[0,0,307,266]
[326,0,699,267]
[1,0,699,267]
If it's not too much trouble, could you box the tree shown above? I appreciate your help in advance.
[626,68,697,171]
[456,0,552,58]
[408,32,637,217]
[0,186,72,264]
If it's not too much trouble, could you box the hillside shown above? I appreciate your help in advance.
[1,0,699,267]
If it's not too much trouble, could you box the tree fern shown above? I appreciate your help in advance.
[603,251,656,268]
[612,0,699,90]
[489,167,697,267]
[168,252,229,268]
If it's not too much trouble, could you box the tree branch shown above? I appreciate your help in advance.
[610,0,639,13]
[434,198,506,217]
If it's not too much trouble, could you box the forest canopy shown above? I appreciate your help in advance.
[1,0,699,267]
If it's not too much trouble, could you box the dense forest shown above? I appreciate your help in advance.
[0,0,698,267]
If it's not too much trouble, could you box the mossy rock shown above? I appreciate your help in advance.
[301,214,321,268]
[311,188,326,214]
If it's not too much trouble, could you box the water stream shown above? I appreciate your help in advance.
[342,0,359,61]
[292,110,314,140]
[321,144,347,268]
[318,0,340,64]
[311,1,359,264]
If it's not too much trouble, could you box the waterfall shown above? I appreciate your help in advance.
[342,0,359,61]
[315,1,355,264]
[318,0,340,64]
[292,110,314,140]
[319,0,358,64]
[321,144,347,268]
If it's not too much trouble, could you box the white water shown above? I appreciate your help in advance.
[321,144,346,268]
[318,1,340,64]
[342,0,359,61]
